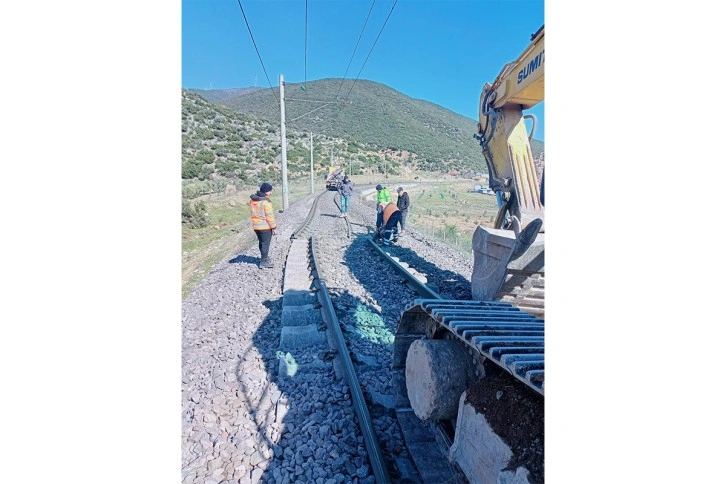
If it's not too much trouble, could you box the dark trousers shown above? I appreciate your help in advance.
[383,212,402,240]
[399,209,408,230]
[255,229,273,260]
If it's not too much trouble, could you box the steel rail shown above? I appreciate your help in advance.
[369,236,545,395]
[310,237,391,484]
[366,237,441,300]
[291,191,326,239]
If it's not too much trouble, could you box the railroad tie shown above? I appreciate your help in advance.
[278,238,327,377]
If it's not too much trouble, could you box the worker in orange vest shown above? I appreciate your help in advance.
[377,202,401,245]
[249,182,277,269]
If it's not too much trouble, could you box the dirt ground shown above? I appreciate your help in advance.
[466,366,544,484]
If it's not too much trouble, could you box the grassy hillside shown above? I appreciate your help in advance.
[189,87,261,103]
[217,78,543,173]
[181,84,544,296]
[182,80,545,201]
[182,89,445,200]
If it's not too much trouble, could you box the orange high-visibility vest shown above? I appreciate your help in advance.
[250,198,277,231]
[382,203,399,225]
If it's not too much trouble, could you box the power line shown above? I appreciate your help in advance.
[334,0,376,100]
[282,0,377,133]
[234,0,279,104]
[344,0,399,102]
[304,0,308,94]
[325,0,398,133]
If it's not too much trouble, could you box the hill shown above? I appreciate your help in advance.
[188,87,261,103]
[217,78,543,172]
[181,80,544,199]
[182,90,429,199]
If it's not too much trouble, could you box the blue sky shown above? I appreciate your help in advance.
[182,0,545,139]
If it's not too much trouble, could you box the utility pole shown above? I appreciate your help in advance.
[310,132,314,194]
[279,74,289,210]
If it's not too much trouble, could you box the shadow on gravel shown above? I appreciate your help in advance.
[229,254,261,265]
[321,286,411,481]
[232,297,290,482]
[345,233,472,300]
[349,221,372,230]
[236,289,386,482]
[386,242,472,299]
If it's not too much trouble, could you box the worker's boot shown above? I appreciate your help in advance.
[259,258,274,269]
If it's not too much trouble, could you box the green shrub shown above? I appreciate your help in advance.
[198,165,214,181]
[199,109,216,120]
[216,160,236,173]
[182,161,201,179]
[182,200,210,228]
[259,167,277,180]
[195,150,215,164]
[444,224,458,240]
[197,128,214,140]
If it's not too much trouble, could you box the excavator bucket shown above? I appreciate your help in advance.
[471,224,544,318]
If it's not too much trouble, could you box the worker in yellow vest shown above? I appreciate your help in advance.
[375,184,392,229]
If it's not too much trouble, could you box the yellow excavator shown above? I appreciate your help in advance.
[471,25,545,309]
[392,26,545,483]
[477,24,544,233]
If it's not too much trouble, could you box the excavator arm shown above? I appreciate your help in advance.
[489,25,544,111]
[476,25,544,232]
[390,27,547,484]
[471,25,545,303]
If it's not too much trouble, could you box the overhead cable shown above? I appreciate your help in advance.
[325,0,398,132]
[234,0,279,104]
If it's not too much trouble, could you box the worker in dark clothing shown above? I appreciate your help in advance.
[339,176,353,217]
[249,182,277,269]
[396,187,409,234]
[377,202,401,245]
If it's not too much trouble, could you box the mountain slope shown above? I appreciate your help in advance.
[182,90,429,198]
[218,78,543,172]
[188,87,261,103]
[181,80,545,199]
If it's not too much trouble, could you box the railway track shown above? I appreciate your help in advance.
[288,190,392,482]
[182,187,542,483]
[295,190,464,483]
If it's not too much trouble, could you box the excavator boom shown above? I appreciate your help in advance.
[391,25,546,484]
[490,25,544,110]
[473,26,545,303]
[477,26,544,234]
